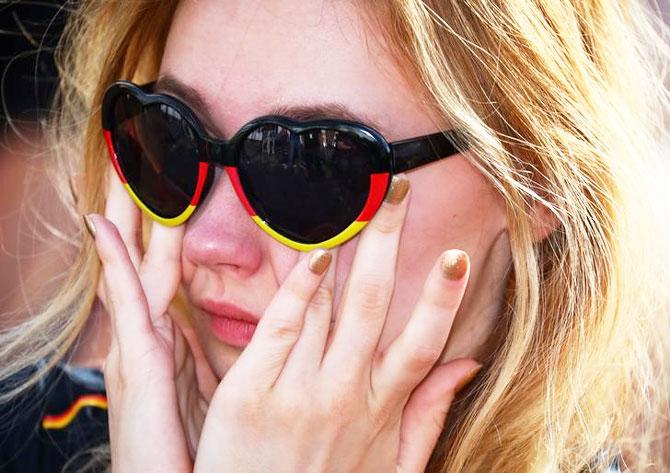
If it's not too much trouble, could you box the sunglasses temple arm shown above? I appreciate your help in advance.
[390,129,466,173]
[140,81,156,92]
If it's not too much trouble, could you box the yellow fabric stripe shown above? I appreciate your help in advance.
[41,395,108,430]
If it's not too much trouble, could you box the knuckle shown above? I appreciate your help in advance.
[144,245,179,269]
[309,285,333,310]
[320,378,360,418]
[369,209,403,234]
[276,392,304,420]
[422,286,454,312]
[322,390,356,419]
[356,278,392,313]
[266,316,302,342]
[405,344,442,371]
[284,276,313,304]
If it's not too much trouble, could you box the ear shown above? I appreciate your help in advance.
[530,201,560,242]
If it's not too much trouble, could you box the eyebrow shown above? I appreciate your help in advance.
[154,74,384,136]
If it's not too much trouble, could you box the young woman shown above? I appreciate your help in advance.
[1,1,669,472]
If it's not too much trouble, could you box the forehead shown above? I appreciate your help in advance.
[159,0,438,139]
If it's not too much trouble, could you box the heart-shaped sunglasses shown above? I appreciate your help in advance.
[101,80,467,251]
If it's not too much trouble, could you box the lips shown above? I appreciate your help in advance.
[198,299,259,347]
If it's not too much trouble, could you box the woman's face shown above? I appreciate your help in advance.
[161,0,512,379]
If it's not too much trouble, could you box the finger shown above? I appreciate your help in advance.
[138,220,185,330]
[396,359,481,473]
[172,318,212,458]
[323,174,410,374]
[104,164,143,268]
[172,292,219,400]
[372,250,469,404]
[230,248,333,390]
[279,246,339,382]
[85,213,154,354]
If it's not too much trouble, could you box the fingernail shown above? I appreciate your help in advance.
[384,175,409,205]
[308,249,332,275]
[441,249,468,280]
[454,364,482,394]
[83,214,96,239]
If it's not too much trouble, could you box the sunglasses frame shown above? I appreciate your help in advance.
[101,80,467,251]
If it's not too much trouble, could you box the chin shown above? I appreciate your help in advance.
[203,336,245,379]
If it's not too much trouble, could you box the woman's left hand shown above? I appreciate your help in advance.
[194,176,481,473]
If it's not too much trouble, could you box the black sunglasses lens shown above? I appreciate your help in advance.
[238,125,382,244]
[110,92,201,219]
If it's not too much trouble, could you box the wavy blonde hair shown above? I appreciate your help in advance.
[1,1,669,472]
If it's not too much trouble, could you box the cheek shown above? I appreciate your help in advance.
[407,153,501,243]
[182,252,194,286]
[332,155,506,351]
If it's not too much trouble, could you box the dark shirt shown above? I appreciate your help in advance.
[0,363,625,473]
[0,362,109,473]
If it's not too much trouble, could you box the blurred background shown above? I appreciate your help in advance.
[0,0,669,327]
[0,1,71,327]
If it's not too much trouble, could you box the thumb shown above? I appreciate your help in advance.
[396,358,482,473]
[172,302,218,400]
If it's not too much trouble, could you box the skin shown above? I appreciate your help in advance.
[169,0,511,379]
[88,1,556,471]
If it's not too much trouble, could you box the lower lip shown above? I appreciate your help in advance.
[208,313,257,347]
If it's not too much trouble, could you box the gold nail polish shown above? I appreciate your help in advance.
[83,214,96,239]
[454,364,482,394]
[384,175,409,205]
[441,250,468,280]
[308,249,332,275]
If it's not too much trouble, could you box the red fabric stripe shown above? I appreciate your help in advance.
[42,394,108,426]
[189,162,209,205]
[356,173,390,222]
[225,167,257,216]
[103,130,127,184]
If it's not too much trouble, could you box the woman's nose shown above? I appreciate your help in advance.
[182,170,263,276]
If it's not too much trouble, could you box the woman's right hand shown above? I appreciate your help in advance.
[88,168,215,472]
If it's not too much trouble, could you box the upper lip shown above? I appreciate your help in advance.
[198,299,260,324]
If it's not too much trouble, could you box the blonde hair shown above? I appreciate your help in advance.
[2,1,669,472]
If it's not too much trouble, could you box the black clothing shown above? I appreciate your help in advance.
[0,362,108,473]
[0,363,625,473]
